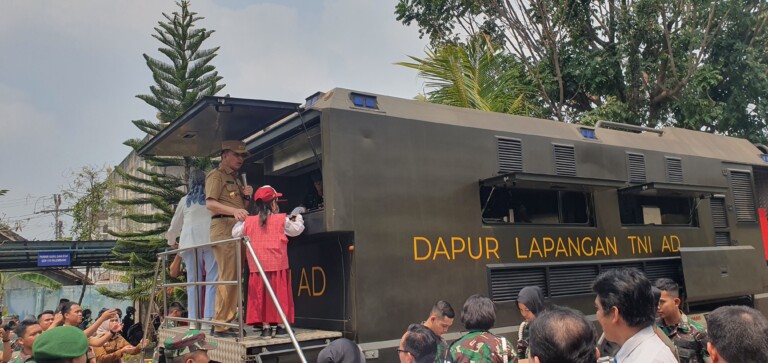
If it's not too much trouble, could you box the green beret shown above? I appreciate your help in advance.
[33,326,89,360]
[161,330,217,359]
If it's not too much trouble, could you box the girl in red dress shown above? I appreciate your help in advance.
[232,185,305,338]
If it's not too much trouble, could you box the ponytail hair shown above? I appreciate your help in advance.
[255,199,273,226]
[186,169,206,207]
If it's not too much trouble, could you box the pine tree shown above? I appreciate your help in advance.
[99,0,223,302]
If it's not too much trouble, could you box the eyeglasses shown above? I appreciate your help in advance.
[397,349,411,355]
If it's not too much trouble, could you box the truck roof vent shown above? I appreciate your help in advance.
[553,144,577,176]
[627,153,646,183]
[497,137,523,174]
[665,157,683,183]
[730,170,757,222]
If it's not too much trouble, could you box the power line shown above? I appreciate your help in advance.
[0,200,38,207]
[36,194,71,240]
[0,195,44,203]
[5,212,41,219]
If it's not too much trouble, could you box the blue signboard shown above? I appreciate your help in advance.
[38,252,71,267]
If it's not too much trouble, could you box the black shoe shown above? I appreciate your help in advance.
[275,326,288,337]
[212,328,239,337]
[260,327,273,338]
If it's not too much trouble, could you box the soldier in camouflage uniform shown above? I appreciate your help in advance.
[4,320,42,363]
[449,295,515,363]
[154,329,218,363]
[421,301,455,363]
[655,279,710,363]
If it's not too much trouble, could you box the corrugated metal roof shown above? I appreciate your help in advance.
[0,240,123,270]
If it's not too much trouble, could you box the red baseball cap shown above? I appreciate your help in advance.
[253,185,283,203]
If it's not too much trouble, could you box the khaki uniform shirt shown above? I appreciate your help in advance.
[205,165,246,241]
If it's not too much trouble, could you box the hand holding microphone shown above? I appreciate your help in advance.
[240,173,252,200]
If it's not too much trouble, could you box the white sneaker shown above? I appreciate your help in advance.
[200,318,212,331]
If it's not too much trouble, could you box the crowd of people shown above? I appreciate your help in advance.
[0,299,148,363]
[390,267,768,363]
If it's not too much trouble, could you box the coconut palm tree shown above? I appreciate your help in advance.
[0,272,62,315]
[398,35,540,116]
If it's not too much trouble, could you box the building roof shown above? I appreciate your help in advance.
[0,227,27,242]
[0,240,121,270]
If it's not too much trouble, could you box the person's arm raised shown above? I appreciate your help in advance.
[84,309,117,337]
[1,328,13,363]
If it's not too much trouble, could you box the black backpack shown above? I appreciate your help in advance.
[125,323,144,346]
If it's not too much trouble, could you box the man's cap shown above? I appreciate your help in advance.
[221,140,249,155]
[3,314,19,320]
[162,330,217,359]
[254,185,283,203]
[33,326,89,360]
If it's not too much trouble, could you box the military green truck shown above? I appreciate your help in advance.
[140,88,768,362]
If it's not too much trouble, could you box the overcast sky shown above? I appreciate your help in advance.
[0,0,429,240]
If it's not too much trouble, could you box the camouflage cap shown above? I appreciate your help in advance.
[160,330,217,359]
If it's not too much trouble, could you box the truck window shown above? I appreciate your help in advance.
[480,186,593,225]
[618,194,698,226]
[245,124,323,214]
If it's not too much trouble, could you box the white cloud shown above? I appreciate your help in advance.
[0,0,429,240]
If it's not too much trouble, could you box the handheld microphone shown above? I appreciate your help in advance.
[240,174,250,200]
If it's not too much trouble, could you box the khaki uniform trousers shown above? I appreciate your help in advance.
[211,217,239,332]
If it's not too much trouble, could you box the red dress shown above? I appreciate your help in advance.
[243,213,294,325]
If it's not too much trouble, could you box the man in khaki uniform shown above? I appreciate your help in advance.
[205,140,253,336]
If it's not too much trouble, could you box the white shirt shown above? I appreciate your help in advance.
[166,196,211,249]
[231,214,305,238]
[614,326,677,363]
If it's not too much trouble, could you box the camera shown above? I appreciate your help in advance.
[2,320,17,331]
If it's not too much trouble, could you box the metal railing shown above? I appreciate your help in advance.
[242,236,306,362]
[156,236,307,363]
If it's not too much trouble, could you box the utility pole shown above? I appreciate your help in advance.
[37,194,72,240]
